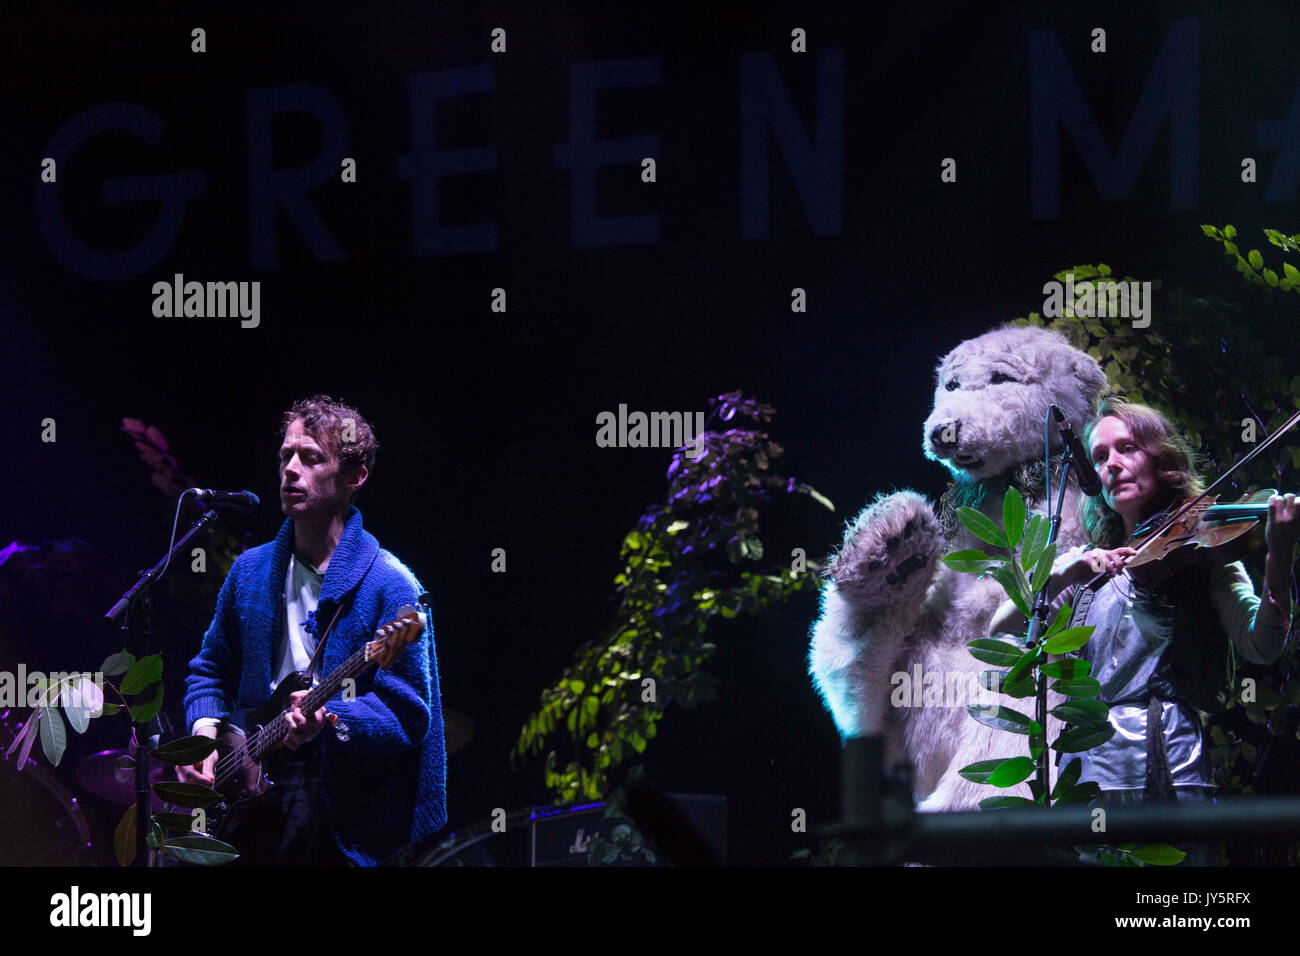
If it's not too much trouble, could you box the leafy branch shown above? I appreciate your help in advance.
[6,650,237,866]
[944,487,1184,866]
[514,391,833,812]
[1201,224,1300,294]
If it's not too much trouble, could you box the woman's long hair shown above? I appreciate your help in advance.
[1080,398,1206,548]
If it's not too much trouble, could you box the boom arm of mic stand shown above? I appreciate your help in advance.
[105,509,222,623]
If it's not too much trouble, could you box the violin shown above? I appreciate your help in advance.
[1116,489,1279,585]
[1084,406,1300,591]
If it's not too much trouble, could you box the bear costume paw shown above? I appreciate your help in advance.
[830,490,944,617]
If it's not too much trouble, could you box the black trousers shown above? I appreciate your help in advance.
[224,742,351,867]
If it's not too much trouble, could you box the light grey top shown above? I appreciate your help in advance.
[1050,557,1285,791]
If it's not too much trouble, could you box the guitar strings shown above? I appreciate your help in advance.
[201,614,420,798]
[210,651,372,787]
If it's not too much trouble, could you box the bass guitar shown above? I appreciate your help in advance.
[203,605,426,839]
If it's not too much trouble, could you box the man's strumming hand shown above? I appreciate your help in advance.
[176,723,218,785]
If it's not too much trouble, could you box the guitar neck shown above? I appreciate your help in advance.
[248,645,374,761]
[237,606,423,764]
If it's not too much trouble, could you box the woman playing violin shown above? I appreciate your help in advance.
[991,397,1297,816]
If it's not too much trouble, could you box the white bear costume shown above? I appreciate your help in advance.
[809,325,1108,811]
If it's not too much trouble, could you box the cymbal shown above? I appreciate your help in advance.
[75,749,167,809]
[443,708,475,756]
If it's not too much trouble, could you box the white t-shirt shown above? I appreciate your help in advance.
[191,553,324,734]
[272,553,325,694]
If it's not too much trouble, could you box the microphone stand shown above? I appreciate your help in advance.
[1024,446,1079,801]
[105,507,222,867]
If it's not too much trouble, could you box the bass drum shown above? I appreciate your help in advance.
[0,712,93,865]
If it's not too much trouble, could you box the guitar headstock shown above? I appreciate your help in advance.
[365,605,426,670]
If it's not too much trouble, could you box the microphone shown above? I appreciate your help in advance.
[186,488,260,513]
[1050,406,1103,497]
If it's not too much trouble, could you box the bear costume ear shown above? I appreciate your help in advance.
[1070,351,1109,406]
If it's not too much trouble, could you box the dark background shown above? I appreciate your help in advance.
[1,0,1297,865]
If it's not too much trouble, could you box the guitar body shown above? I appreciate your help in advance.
[197,605,425,847]
[208,671,310,841]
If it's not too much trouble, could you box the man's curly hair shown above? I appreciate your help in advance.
[279,395,378,502]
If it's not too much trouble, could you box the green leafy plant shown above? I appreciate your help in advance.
[1201,223,1300,294]
[944,487,1107,804]
[789,838,848,866]
[581,764,659,866]
[514,392,833,817]
[944,487,1185,865]
[6,651,237,866]
[1017,265,1298,477]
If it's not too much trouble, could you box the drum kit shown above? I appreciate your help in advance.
[0,705,476,866]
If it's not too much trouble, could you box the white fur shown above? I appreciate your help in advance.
[809,325,1107,812]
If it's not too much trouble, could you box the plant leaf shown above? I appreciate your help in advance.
[1003,488,1025,549]
[115,806,137,867]
[1053,723,1116,753]
[1030,542,1057,593]
[991,565,1032,618]
[101,651,136,677]
[150,735,219,767]
[1051,699,1110,725]
[979,796,1036,809]
[146,818,165,851]
[1054,781,1103,805]
[957,507,1008,549]
[12,712,41,769]
[152,781,224,809]
[1005,646,1043,685]
[1020,514,1048,570]
[164,835,240,866]
[1051,677,1101,699]
[957,759,1007,784]
[967,638,1024,666]
[1001,677,1038,699]
[967,705,1041,736]
[1042,602,1074,639]
[1042,658,1090,679]
[154,811,207,833]
[62,675,103,733]
[1053,758,1082,798]
[38,706,67,766]
[1043,625,1094,655]
[943,549,997,574]
[989,756,1037,788]
[129,681,165,724]
[1129,844,1187,866]
[121,654,163,695]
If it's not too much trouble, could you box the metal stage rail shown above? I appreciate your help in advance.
[828,737,1300,866]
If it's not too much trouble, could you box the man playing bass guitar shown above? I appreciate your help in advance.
[177,395,447,866]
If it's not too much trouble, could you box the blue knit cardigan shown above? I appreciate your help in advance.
[183,506,447,865]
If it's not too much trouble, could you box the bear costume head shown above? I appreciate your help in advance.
[923,325,1108,483]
